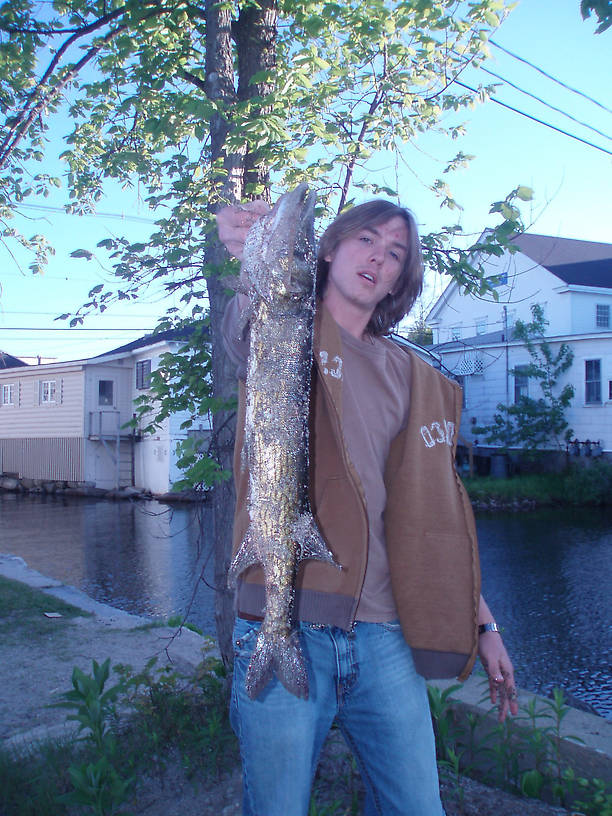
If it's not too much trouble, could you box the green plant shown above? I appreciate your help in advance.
[561,461,612,506]
[427,683,463,763]
[430,680,610,813]
[474,304,575,452]
[64,756,133,816]
[166,614,204,635]
[573,776,612,816]
[0,739,77,816]
[54,659,134,815]
[114,648,236,780]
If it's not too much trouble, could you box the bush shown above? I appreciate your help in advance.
[463,461,612,507]
[560,461,612,506]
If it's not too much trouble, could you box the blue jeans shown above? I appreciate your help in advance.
[230,618,445,816]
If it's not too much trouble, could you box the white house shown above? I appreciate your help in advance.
[427,233,612,454]
[0,329,212,493]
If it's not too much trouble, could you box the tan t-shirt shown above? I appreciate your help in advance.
[222,297,411,622]
[337,326,411,621]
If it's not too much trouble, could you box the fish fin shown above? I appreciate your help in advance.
[286,264,315,296]
[294,513,341,569]
[223,269,251,296]
[246,629,309,700]
[235,299,252,340]
[227,533,260,589]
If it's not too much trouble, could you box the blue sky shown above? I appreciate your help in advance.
[1,0,610,361]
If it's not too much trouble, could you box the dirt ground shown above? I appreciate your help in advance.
[1,554,576,816]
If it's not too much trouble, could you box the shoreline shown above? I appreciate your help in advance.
[1,554,610,816]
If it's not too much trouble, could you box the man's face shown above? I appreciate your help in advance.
[323,215,409,321]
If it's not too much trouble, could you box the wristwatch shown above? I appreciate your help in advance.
[478,622,500,635]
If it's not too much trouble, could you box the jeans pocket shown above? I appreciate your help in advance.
[379,619,402,633]
[233,618,261,660]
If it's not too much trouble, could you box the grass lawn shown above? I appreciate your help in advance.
[0,575,90,642]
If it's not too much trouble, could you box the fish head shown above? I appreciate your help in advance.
[242,183,317,307]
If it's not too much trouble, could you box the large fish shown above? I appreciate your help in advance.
[228,184,338,700]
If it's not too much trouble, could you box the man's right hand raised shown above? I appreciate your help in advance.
[216,200,271,260]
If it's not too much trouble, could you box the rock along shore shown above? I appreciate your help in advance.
[0,475,204,503]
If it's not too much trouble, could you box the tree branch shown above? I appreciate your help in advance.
[0,1,166,170]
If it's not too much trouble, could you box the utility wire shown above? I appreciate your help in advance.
[454,80,612,157]
[0,326,155,331]
[489,40,612,116]
[0,309,159,316]
[475,63,612,143]
[18,202,157,224]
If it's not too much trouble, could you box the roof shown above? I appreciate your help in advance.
[0,351,28,369]
[510,233,612,290]
[93,326,197,358]
[544,259,612,289]
[432,330,507,353]
[512,233,612,267]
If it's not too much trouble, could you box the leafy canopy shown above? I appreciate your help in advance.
[0,0,533,487]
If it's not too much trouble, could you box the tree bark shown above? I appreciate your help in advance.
[234,0,278,199]
[205,0,243,670]
[204,0,278,669]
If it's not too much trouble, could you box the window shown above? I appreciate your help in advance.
[514,366,529,402]
[98,380,114,406]
[136,359,152,390]
[609,381,612,401]
[475,318,487,336]
[585,359,601,404]
[40,380,56,404]
[451,327,461,341]
[1,383,15,405]
[596,304,610,328]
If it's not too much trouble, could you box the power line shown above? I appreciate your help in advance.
[489,40,612,116]
[0,326,155,332]
[18,202,158,223]
[475,63,612,143]
[454,80,612,157]
[0,309,159,317]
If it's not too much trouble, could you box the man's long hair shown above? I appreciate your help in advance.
[316,200,423,337]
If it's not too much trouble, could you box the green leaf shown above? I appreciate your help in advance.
[70,249,93,260]
[516,185,533,201]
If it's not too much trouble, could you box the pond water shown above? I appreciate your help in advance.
[1,494,611,719]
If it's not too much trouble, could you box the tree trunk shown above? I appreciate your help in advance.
[235,0,278,198]
[204,0,278,669]
[205,0,244,670]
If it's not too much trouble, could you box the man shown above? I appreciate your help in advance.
[217,198,517,816]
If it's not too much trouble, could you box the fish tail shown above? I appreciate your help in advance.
[295,513,341,569]
[246,629,309,701]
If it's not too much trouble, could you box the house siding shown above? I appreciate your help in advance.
[442,335,612,452]
[0,333,212,492]
[0,367,85,437]
[429,252,564,344]
[0,436,84,480]
[428,235,612,455]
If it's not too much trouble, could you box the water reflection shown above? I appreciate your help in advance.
[476,507,612,719]
[0,494,216,634]
[1,495,610,718]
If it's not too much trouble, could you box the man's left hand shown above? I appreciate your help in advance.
[478,631,519,723]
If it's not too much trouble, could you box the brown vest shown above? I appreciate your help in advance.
[230,304,481,681]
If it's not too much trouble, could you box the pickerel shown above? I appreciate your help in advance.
[228,184,337,700]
